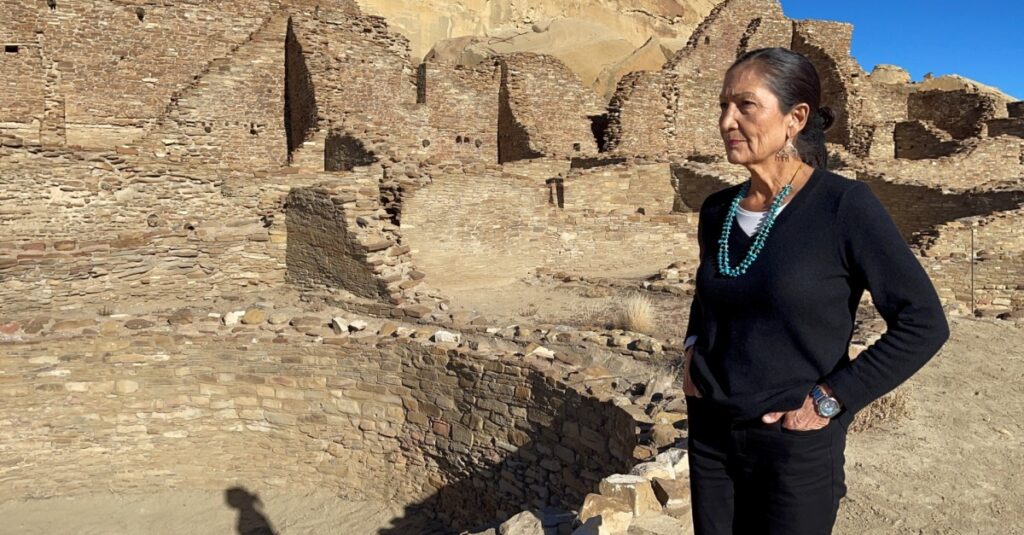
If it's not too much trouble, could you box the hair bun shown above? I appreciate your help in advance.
[817,106,835,132]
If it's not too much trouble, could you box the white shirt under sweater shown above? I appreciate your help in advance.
[683,202,787,350]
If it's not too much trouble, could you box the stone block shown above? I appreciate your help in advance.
[650,477,690,514]
[576,493,633,535]
[599,474,662,516]
[499,510,545,535]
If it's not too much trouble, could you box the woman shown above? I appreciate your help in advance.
[681,47,949,535]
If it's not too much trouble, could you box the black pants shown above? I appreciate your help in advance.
[686,396,847,535]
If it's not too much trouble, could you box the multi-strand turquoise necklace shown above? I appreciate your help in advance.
[717,164,802,278]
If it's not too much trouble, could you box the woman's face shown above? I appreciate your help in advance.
[719,64,793,166]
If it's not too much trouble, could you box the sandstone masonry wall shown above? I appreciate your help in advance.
[498,53,600,163]
[908,89,1006,140]
[0,144,290,315]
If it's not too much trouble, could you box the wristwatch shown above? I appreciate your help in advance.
[810,385,841,418]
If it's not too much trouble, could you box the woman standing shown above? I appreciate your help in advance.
[682,47,949,535]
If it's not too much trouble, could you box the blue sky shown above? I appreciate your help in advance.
[779,1,1023,99]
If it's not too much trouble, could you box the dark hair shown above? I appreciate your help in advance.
[727,47,834,168]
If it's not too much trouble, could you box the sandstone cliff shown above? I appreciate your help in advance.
[355,0,718,99]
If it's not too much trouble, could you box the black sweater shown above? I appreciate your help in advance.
[685,168,949,427]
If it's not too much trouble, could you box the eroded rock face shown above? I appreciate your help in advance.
[357,0,717,97]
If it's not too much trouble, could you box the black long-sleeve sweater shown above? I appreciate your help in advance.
[684,168,949,428]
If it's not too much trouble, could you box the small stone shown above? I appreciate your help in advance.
[651,477,691,513]
[626,512,692,535]
[124,318,154,330]
[377,322,398,337]
[348,319,368,331]
[655,449,688,478]
[116,380,139,394]
[223,310,245,326]
[241,309,266,325]
[499,510,545,535]
[331,317,349,335]
[167,309,194,325]
[528,345,556,359]
[630,461,674,481]
[403,304,432,318]
[650,424,680,449]
[433,330,460,343]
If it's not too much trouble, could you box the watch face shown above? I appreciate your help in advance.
[818,398,841,418]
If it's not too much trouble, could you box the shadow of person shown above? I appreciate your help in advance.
[225,486,279,535]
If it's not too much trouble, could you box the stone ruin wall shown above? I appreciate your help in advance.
[420,60,502,164]
[0,144,292,316]
[0,0,291,149]
[498,53,601,164]
[0,310,643,533]
[917,207,1024,315]
[399,160,699,284]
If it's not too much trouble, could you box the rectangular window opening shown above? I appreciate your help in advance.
[4,45,19,54]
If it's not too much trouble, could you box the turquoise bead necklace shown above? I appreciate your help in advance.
[716,164,803,278]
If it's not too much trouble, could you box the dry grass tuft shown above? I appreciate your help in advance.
[849,387,911,433]
[616,292,655,334]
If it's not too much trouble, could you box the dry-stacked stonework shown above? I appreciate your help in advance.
[1,0,1022,532]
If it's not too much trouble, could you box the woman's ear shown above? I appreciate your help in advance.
[789,102,811,136]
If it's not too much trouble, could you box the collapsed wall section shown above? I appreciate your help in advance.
[285,172,417,301]
[908,89,1005,140]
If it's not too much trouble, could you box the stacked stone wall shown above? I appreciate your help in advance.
[421,60,501,164]
[604,72,677,157]
[498,53,600,163]
[562,163,675,215]
[985,118,1024,139]
[0,42,44,144]
[908,89,1005,140]
[0,146,290,315]
[918,208,1024,314]
[855,173,1024,243]
[42,1,277,148]
[136,14,290,168]
[894,120,960,160]
[790,21,857,146]
[289,11,415,130]
[401,164,698,283]
[0,322,638,532]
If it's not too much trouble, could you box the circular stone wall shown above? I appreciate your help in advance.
[0,322,638,533]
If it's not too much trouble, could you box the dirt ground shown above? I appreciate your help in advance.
[0,489,403,535]
[0,312,1019,534]
[836,316,1024,535]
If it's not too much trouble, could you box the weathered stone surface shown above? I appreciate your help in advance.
[650,477,690,512]
[599,474,662,516]
[499,510,545,535]
[626,513,692,535]
[577,493,633,535]
[241,308,267,325]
